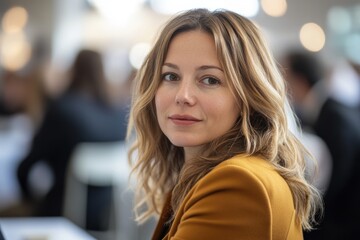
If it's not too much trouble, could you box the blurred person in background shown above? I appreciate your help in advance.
[0,69,47,214]
[279,51,333,194]
[0,69,46,126]
[282,49,360,240]
[327,58,360,113]
[16,49,129,231]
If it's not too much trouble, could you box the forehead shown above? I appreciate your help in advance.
[164,30,220,66]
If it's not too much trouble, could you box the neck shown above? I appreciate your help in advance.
[184,146,203,163]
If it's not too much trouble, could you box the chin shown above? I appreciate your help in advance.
[164,131,207,147]
[168,138,201,148]
[170,141,193,147]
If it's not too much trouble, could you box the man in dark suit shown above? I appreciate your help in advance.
[282,50,360,240]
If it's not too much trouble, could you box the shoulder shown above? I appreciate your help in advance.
[322,98,360,123]
[173,155,300,239]
[216,154,274,173]
[189,154,296,223]
[199,154,288,192]
[185,154,295,212]
[318,98,360,138]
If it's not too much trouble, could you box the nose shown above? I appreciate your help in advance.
[175,79,196,106]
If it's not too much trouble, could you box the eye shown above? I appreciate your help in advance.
[162,73,179,81]
[201,77,221,85]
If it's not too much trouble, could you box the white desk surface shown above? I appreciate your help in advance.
[0,217,96,240]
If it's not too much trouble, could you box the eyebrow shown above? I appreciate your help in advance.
[163,62,224,72]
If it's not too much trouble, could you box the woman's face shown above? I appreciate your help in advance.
[155,30,240,157]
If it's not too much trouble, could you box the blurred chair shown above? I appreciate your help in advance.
[63,141,131,240]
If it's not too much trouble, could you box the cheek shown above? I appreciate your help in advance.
[155,88,164,110]
[155,87,170,118]
[212,97,238,117]
[210,98,240,129]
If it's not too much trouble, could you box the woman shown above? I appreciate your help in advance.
[127,9,322,239]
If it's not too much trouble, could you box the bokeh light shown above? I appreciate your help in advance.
[300,23,326,52]
[327,6,352,34]
[1,6,28,33]
[261,0,287,17]
[0,32,32,71]
[344,33,360,64]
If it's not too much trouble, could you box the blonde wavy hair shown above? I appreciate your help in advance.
[127,8,322,230]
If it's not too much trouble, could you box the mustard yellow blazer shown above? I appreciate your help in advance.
[152,155,303,240]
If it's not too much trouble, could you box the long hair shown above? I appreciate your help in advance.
[128,8,322,230]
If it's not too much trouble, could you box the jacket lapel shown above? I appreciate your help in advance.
[151,192,173,240]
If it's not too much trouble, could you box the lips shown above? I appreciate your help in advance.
[169,114,201,125]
